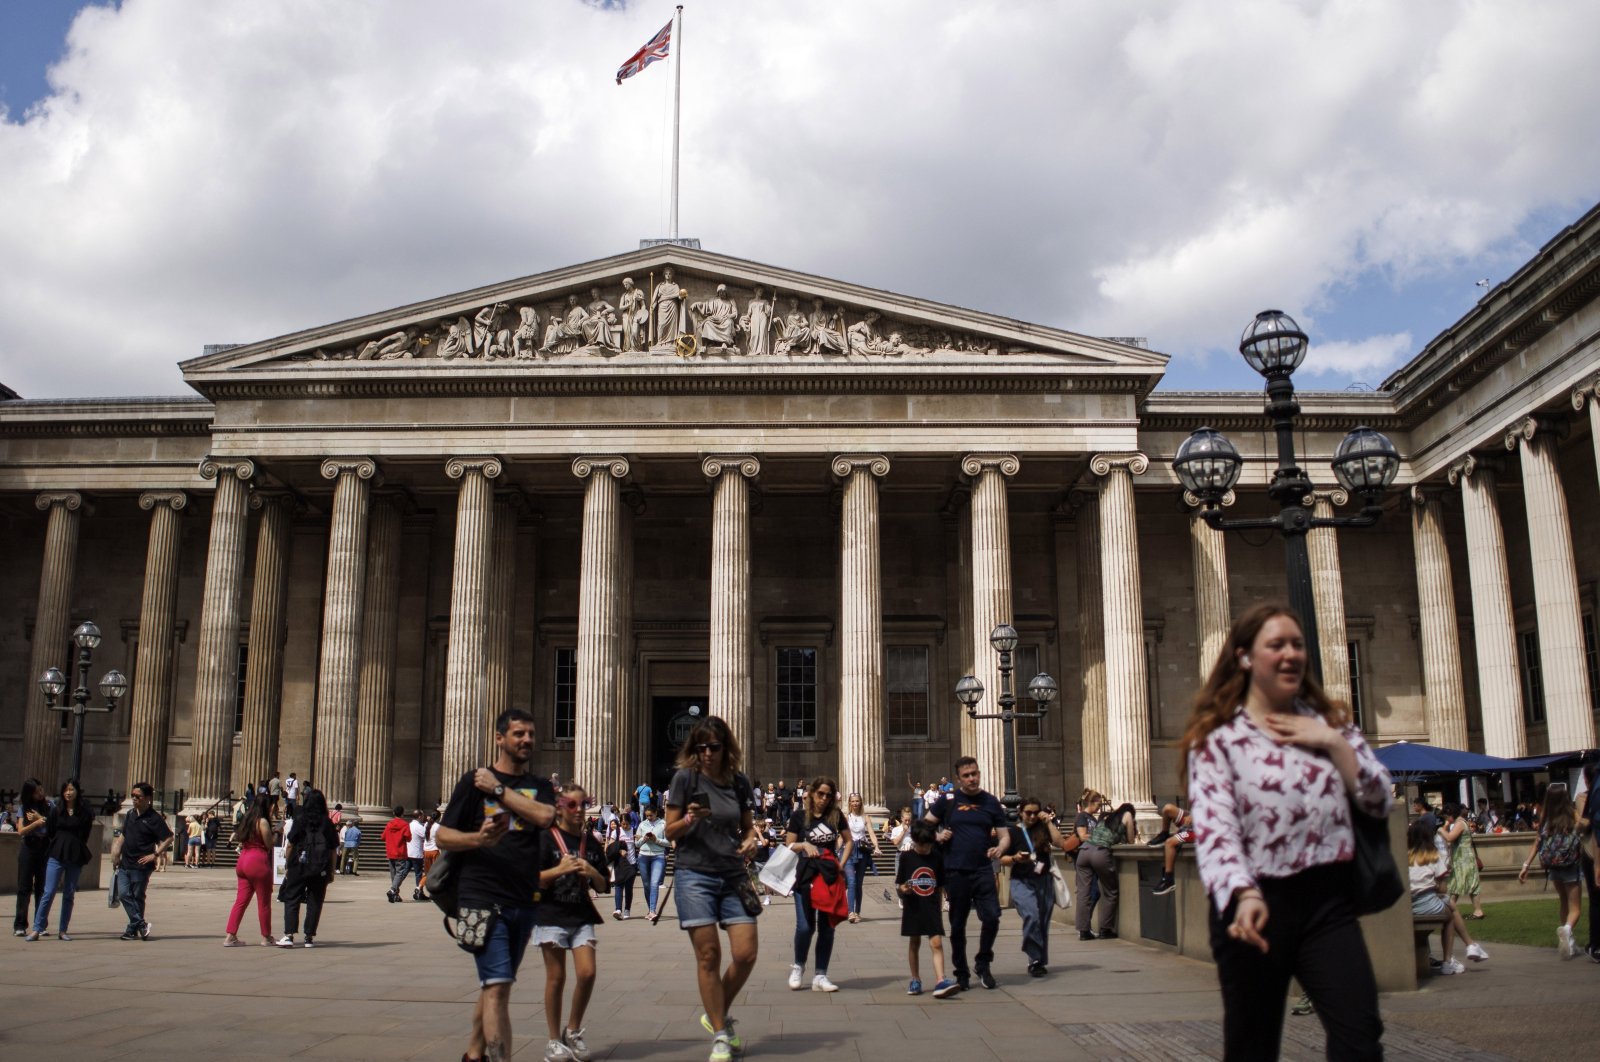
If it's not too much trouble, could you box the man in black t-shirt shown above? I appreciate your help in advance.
[924,756,1009,991]
[112,782,173,940]
[437,708,555,1062]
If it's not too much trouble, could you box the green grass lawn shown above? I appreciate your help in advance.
[1469,898,1590,949]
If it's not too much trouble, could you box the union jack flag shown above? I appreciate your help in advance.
[616,20,672,85]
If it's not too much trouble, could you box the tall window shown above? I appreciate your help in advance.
[775,647,818,741]
[886,647,930,739]
[1347,640,1365,731]
[553,648,577,742]
[233,643,249,733]
[1519,629,1546,725]
[1014,644,1043,739]
[1583,612,1598,715]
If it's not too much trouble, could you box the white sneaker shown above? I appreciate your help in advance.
[1438,959,1465,975]
[275,935,294,948]
[1558,924,1576,959]
[761,896,770,906]
[787,964,804,990]
[812,973,839,992]
[562,1026,591,1062]
[543,1039,575,1061]
[1465,942,1489,963]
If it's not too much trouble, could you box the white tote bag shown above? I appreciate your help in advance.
[757,843,799,896]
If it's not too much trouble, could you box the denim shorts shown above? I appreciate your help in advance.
[1545,863,1582,885]
[673,866,756,930]
[533,923,597,949]
[472,905,537,987]
[1411,890,1448,916]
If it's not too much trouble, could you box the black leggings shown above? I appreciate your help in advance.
[1209,863,1383,1061]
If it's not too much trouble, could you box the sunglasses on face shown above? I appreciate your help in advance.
[694,742,724,753]
[815,790,835,799]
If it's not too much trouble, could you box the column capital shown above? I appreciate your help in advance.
[1088,452,1148,477]
[249,488,306,515]
[139,490,188,512]
[34,490,84,512]
[570,455,629,480]
[1408,483,1452,509]
[319,456,380,483]
[446,455,505,480]
[198,456,256,482]
[1183,488,1236,510]
[1572,374,1600,410]
[833,454,891,479]
[1446,452,1503,486]
[1304,487,1349,509]
[960,453,1018,478]
[1505,414,1568,451]
[702,454,761,479]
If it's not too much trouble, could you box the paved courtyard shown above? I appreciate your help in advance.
[2,869,1595,1060]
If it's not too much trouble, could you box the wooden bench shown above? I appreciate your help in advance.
[1413,912,1450,978]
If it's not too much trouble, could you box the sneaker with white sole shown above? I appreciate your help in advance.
[697,1015,742,1056]
[1465,942,1489,963]
[812,973,839,992]
[275,935,295,948]
[1438,959,1465,975]
[562,1026,591,1062]
[543,1038,575,1061]
[709,1033,735,1062]
[788,964,804,990]
[931,978,960,998]
[907,978,922,995]
[1558,924,1577,959]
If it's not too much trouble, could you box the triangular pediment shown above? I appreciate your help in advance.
[180,246,1166,394]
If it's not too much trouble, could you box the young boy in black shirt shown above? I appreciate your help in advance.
[897,821,959,998]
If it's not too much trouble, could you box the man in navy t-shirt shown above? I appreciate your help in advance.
[925,756,1009,990]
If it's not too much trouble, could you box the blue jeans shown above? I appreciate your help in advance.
[843,849,868,914]
[472,904,537,987]
[117,863,155,932]
[1011,872,1053,966]
[793,891,836,973]
[638,854,666,914]
[33,858,83,934]
[674,866,756,929]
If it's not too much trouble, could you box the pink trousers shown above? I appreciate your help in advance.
[226,846,273,937]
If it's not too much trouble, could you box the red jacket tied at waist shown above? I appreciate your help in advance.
[808,850,850,927]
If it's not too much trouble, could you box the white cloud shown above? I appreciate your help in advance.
[1294,332,1414,382]
[0,0,1597,398]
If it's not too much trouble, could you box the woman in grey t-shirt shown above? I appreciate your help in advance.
[663,716,760,1062]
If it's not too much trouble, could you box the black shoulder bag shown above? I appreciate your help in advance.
[1347,801,1403,916]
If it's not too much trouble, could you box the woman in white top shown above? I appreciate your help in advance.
[1184,603,1392,1061]
[1406,819,1488,974]
[842,793,876,924]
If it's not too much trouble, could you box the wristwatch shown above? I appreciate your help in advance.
[492,784,505,798]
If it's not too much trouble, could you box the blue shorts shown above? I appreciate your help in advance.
[673,866,756,930]
[534,923,598,949]
[472,905,537,988]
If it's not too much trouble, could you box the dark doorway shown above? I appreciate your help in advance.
[651,696,708,797]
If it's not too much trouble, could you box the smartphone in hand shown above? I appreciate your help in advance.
[689,790,709,811]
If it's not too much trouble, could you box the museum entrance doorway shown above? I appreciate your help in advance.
[651,695,708,798]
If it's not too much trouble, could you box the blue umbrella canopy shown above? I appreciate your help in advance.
[1372,742,1524,775]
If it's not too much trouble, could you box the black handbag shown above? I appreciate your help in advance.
[1347,802,1403,916]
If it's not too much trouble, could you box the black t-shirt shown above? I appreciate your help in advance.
[533,827,605,928]
[786,810,843,854]
[1074,811,1096,839]
[896,847,944,911]
[119,806,173,869]
[935,789,1007,870]
[1006,824,1051,881]
[440,767,555,908]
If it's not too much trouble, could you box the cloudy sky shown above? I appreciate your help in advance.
[2,0,1598,399]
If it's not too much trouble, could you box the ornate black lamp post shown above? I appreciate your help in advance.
[38,620,126,784]
[955,623,1059,821]
[1172,311,1401,675]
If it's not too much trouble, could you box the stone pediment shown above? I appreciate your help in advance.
[180,246,1165,394]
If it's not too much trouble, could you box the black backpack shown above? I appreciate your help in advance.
[298,823,331,878]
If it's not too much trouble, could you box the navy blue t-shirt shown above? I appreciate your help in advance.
[936,789,1007,870]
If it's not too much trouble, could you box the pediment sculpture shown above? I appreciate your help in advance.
[290,269,1054,364]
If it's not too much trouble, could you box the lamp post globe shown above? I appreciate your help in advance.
[1027,672,1059,709]
[1331,426,1400,504]
[72,620,102,650]
[38,666,67,701]
[955,674,984,711]
[1239,309,1308,377]
[99,669,129,703]
[1173,426,1243,504]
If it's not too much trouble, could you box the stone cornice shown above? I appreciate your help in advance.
[0,399,213,438]
[1137,391,1403,432]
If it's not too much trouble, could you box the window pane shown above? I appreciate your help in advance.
[1583,613,1598,715]
[554,648,577,742]
[776,647,818,741]
[234,644,249,734]
[887,646,929,739]
[1519,630,1545,725]
[1346,641,1364,731]
[1016,645,1042,739]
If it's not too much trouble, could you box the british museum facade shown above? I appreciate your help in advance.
[3,203,1599,819]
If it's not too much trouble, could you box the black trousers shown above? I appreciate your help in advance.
[284,876,329,938]
[1584,852,1599,953]
[13,844,46,931]
[945,866,1001,979]
[1209,863,1383,1062]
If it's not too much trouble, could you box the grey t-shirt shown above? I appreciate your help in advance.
[665,767,750,876]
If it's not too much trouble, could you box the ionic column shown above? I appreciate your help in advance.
[1092,452,1152,814]
[23,491,84,782]
[1575,376,1600,494]
[835,454,890,814]
[1448,455,1526,757]
[1305,490,1352,703]
[236,492,294,796]
[1409,486,1468,750]
[355,493,404,818]
[1070,487,1108,797]
[573,456,629,798]
[125,491,186,795]
[187,458,255,812]
[484,492,523,733]
[441,456,502,798]
[312,458,377,808]
[1506,417,1597,750]
[1186,490,1234,682]
[616,489,643,806]
[963,453,1018,779]
[704,456,761,759]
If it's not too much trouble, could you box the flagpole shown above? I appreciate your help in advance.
[670,4,683,240]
